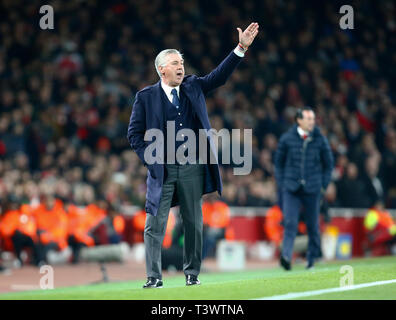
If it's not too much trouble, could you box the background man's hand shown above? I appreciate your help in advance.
[237,22,259,49]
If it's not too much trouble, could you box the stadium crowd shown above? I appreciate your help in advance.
[0,0,396,266]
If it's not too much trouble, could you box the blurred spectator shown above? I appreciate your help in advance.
[364,202,396,256]
[91,201,126,245]
[0,200,45,266]
[263,204,284,246]
[131,209,146,244]
[323,182,340,209]
[336,162,369,208]
[33,196,69,262]
[202,196,232,259]
[362,156,385,207]
[66,202,101,264]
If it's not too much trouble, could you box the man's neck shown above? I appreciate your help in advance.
[161,80,178,89]
[161,80,180,95]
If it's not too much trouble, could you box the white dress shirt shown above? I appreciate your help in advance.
[297,126,309,138]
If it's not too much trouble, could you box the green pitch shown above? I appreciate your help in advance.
[0,256,395,300]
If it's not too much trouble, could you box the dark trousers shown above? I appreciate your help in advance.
[11,230,46,266]
[281,188,321,262]
[68,235,87,264]
[144,164,205,279]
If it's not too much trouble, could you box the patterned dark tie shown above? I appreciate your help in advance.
[171,88,180,109]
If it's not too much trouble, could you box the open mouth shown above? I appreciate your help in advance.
[176,72,183,77]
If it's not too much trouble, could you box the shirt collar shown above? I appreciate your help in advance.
[161,81,180,98]
[297,126,309,137]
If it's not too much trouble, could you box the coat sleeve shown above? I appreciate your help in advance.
[320,136,334,190]
[274,135,287,189]
[196,50,242,94]
[127,92,149,167]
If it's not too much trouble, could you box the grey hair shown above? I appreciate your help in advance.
[154,49,183,78]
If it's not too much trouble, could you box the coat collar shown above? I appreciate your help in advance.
[292,124,318,139]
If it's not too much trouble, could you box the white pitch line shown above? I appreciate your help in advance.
[10,284,41,291]
[256,279,396,300]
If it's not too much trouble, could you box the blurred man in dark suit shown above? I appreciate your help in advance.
[275,107,334,270]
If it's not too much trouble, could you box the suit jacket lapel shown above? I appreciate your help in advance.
[151,81,165,128]
[181,82,210,129]
[181,81,218,163]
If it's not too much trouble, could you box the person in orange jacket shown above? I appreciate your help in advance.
[264,205,284,246]
[91,200,125,245]
[67,200,108,263]
[131,209,146,243]
[202,196,231,259]
[0,200,45,266]
[364,202,396,255]
[67,203,93,264]
[33,195,69,260]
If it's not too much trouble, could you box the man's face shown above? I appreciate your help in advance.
[298,110,315,132]
[159,53,185,87]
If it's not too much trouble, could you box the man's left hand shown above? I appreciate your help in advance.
[237,22,259,49]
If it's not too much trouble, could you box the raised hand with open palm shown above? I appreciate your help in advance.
[237,22,259,49]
